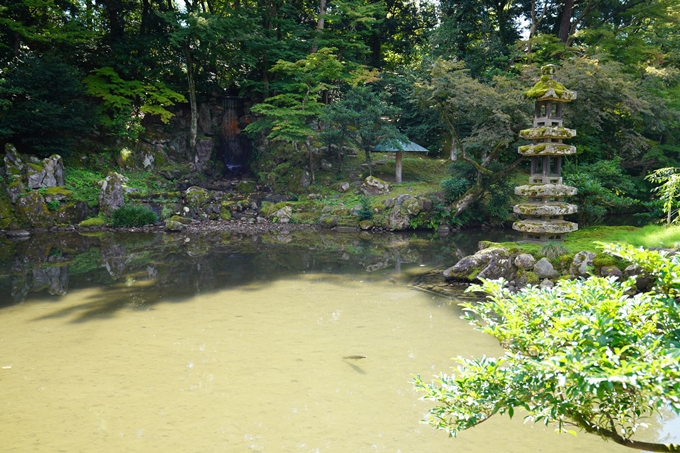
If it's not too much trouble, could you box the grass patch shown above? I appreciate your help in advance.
[111,205,158,227]
[79,216,107,227]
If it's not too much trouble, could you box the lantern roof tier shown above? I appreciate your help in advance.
[515,184,578,198]
[520,126,576,141]
[513,202,578,217]
[518,143,577,156]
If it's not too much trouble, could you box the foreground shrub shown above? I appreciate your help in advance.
[79,216,107,227]
[415,243,680,451]
[111,205,158,227]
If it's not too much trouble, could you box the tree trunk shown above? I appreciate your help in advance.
[184,41,198,157]
[305,140,316,183]
[365,148,373,176]
[558,0,574,42]
[450,140,459,161]
[310,0,326,53]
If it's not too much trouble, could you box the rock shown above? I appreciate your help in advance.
[338,182,350,193]
[185,186,210,209]
[7,176,24,204]
[540,278,554,289]
[359,220,373,230]
[401,197,422,216]
[533,257,558,279]
[570,251,596,278]
[600,265,622,278]
[288,168,312,191]
[361,176,390,195]
[623,265,654,291]
[5,230,30,238]
[4,144,24,176]
[394,194,411,206]
[321,159,332,170]
[43,155,64,187]
[15,191,51,228]
[194,139,214,172]
[319,215,338,228]
[421,198,433,212]
[515,253,536,269]
[382,208,411,231]
[437,224,450,235]
[443,247,516,282]
[165,219,186,232]
[384,198,395,208]
[271,205,293,223]
[198,103,212,134]
[26,163,46,189]
[321,203,348,216]
[99,172,128,216]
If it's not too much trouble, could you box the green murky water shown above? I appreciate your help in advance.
[0,231,676,452]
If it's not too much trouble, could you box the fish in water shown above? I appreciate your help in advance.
[342,355,367,360]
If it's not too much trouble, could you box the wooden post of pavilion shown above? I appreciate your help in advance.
[373,141,429,183]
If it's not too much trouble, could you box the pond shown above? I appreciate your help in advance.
[0,230,676,452]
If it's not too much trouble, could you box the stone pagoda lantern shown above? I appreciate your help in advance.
[513,64,578,242]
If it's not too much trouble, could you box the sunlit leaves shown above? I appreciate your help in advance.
[415,243,680,449]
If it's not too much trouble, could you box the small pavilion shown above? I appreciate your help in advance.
[373,141,429,183]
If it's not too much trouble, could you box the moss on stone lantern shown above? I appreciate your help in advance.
[513,65,579,242]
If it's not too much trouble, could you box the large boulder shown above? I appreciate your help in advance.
[26,155,65,189]
[99,172,128,216]
[514,253,535,269]
[4,144,24,176]
[15,191,51,228]
[185,186,210,209]
[401,197,422,216]
[443,247,516,282]
[361,176,390,195]
[194,139,214,172]
[533,257,558,279]
[382,208,411,231]
[570,251,596,278]
[271,205,293,224]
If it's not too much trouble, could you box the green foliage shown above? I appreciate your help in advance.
[539,242,568,258]
[645,167,680,226]
[110,205,158,227]
[415,243,680,451]
[83,67,185,141]
[64,168,104,208]
[46,200,60,211]
[564,158,639,226]
[0,55,96,156]
[356,196,373,221]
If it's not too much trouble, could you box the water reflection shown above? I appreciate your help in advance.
[0,229,512,309]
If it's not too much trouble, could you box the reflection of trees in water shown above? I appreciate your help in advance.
[0,230,482,310]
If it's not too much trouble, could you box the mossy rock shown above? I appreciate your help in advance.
[15,191,51,228]
[169,215,192,225]
[259,202,277,217]
[27,162,44,172]
[44,186,73,197]
[525,271,539,285]
[236,182,256,194]
[359,220,373,230]
[219,208,232,221]
[291,212,320,224]
[185,186,210,208]
[0,193,14,230]
[593,254,618,268]
[319,215,338,228]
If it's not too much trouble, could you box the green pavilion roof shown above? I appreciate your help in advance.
[373,141,429,153]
